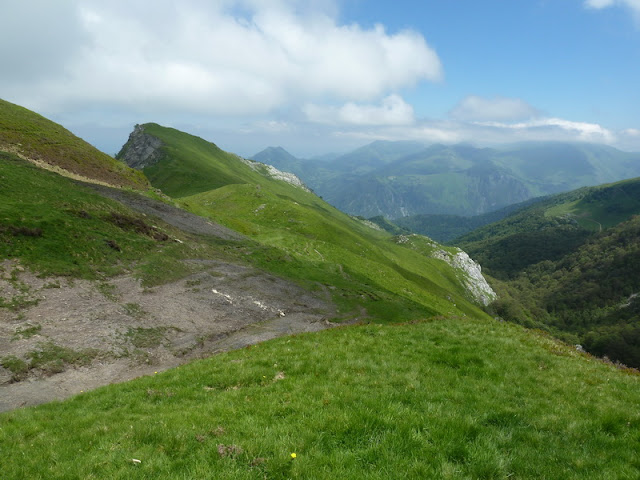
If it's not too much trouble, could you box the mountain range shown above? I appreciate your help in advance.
[0,100,495,412]
[253,141,640,219]
[1,98,639,478]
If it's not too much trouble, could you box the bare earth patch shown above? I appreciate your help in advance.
[0,260,337,411]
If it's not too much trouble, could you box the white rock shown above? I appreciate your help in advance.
[432,248,497,306]
[238,157,311,191]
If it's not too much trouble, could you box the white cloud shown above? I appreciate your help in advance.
[0,0,442,117]
[585,0,640,10]
[449,95,539,122]
[0,1,87,82]
[304,95,415,126]
[585,0,616,7]
[584,0,640,22]
[616,128,640,151]
[327,115,621,150]
[480,118,615,142]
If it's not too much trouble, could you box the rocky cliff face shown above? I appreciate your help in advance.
[432,247,497,306]
[116,124,164,169]
[394,234,497,306]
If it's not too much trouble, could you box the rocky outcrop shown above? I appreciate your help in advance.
[240,156,311,192]
[116,124,164,169]
[394,233,497,306]
[432,248,497,306]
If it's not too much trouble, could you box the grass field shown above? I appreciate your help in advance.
[1,317,638,479]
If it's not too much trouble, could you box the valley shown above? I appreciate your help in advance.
[1,99,639,479]
[3,2,640,477]
[453,177,640,367]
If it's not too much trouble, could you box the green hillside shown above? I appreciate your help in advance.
[0,151,229,283]
[395,197,544,243]
[485,216,640,367]
[0,98,148,189]
[2,317,639,479]
[545,176,640,230]
[117,123,277,198]
[3,106,640,478]
[454,177,640,366]
[455,178,640,278]
[117,124,489,322]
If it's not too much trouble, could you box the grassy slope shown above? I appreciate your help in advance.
[0,152,232,284]
[183,184,475,322]
[453,177,640,366]
[456,177,640,278]
[126,123,272,198]
[127,123,485,322]
[2,115,640,478]
[545,176,640,230]
[1,317,638,479]
[0,99,148,189]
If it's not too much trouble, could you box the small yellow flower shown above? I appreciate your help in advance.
[154,371,158,374]
[290,452,297,459]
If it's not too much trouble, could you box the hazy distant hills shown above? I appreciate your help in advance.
[252,141,640,218]
[4,100,640,478]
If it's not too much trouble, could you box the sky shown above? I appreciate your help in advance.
[1,0,640,158]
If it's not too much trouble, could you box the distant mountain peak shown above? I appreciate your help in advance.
[252,146,299,163]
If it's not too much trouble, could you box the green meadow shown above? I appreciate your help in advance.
[1,317,638,479]
[2,112,639,479]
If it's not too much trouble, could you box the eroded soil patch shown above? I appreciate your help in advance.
[0,260,337,411]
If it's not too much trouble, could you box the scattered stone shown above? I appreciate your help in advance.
[217,444,243,458]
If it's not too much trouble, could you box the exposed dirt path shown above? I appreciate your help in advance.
[0,185,344,412]
[581,216,603,232]
[1,143,124,189]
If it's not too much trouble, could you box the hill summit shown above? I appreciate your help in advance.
[0,99,148,189]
